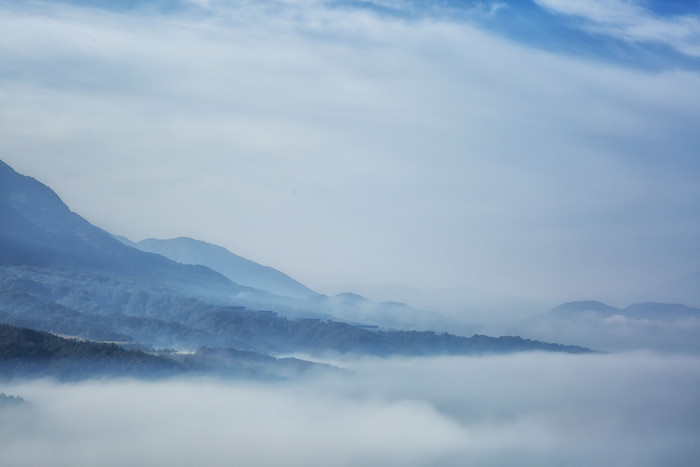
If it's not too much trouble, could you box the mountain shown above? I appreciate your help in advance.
[317,282,545,327]
[622,271,700,309]
[547,300,700,321]
[516,300,700,353]
[307,292,475,335]
[0,323,327,381]
[0,158,591,366]
[0,322,184,380]
[119,236,467,332]
[548,300,622,318]
[1,158,461,332]
[0,159,238,293]
[131,236,317,299]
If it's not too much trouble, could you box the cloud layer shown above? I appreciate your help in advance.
[2,352,700,466]
[1,1,699,302]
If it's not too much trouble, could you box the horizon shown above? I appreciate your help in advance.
[2,0,699,305]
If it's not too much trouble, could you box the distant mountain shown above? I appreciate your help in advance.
[123,237,468,332]
[112,234,136,247]
[622,271,700,308]
[549,300,622,318]
[0,159,237,293]
[547,300,700,321]
[131,237,317,299]
[308,292,473,334]
[0,158,591,364]
[517,300,700,353]
[1,158,462,332]
[317,282,544,327]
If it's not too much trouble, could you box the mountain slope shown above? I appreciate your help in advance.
[0,323,184,380]
[133,237,317,299]
[0,323,326,381]
[0,159,268,301]
[130,238,466,332]
[0,158,592,357]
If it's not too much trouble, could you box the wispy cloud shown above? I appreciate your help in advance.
[534,0,700,57]
[475,1,509,18]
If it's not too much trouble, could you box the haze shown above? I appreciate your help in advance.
[1,0,699,304]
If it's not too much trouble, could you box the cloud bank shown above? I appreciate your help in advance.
[0,1,699,302]
[2,352,700,466]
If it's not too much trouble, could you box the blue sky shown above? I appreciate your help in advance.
[1,0,699,305]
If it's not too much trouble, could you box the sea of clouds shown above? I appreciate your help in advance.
[2,351,699,466]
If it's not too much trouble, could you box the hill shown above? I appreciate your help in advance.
[0,323,183,380]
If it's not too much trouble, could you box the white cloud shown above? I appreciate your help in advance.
[0,1,699,302]
[2,353,700,466]
[534,0,700,57]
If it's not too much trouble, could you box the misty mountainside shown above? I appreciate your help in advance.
[0,323,327,381]
[0,158,591,373]
[131,237,318,299]
[125,237,465,333]
[0,322,184,380]
[1,158,462,334]
[0,265,588,357]
[517,300,700,353]
[0,159,329,322]
[305,291,472,335]
[0,159,263,302]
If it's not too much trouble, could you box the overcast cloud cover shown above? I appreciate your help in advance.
[2,353,700,466]
[1,0,699,303]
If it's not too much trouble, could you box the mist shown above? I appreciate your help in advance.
[2,352,699,467]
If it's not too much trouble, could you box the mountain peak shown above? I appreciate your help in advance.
[0,159,231,288]
[550,300,621,316]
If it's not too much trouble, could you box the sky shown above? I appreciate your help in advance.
[2,352,700,466]
[1,0,699,303]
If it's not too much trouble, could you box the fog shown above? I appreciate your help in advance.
[2,352,699,466]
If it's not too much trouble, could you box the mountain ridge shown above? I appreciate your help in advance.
[0,158,592,367]
[548,300,700,321]
[0,160,235,288]
[131,236,317,299]
[514,299,700,353]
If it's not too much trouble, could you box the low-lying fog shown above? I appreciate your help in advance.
[2,352,699,467]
